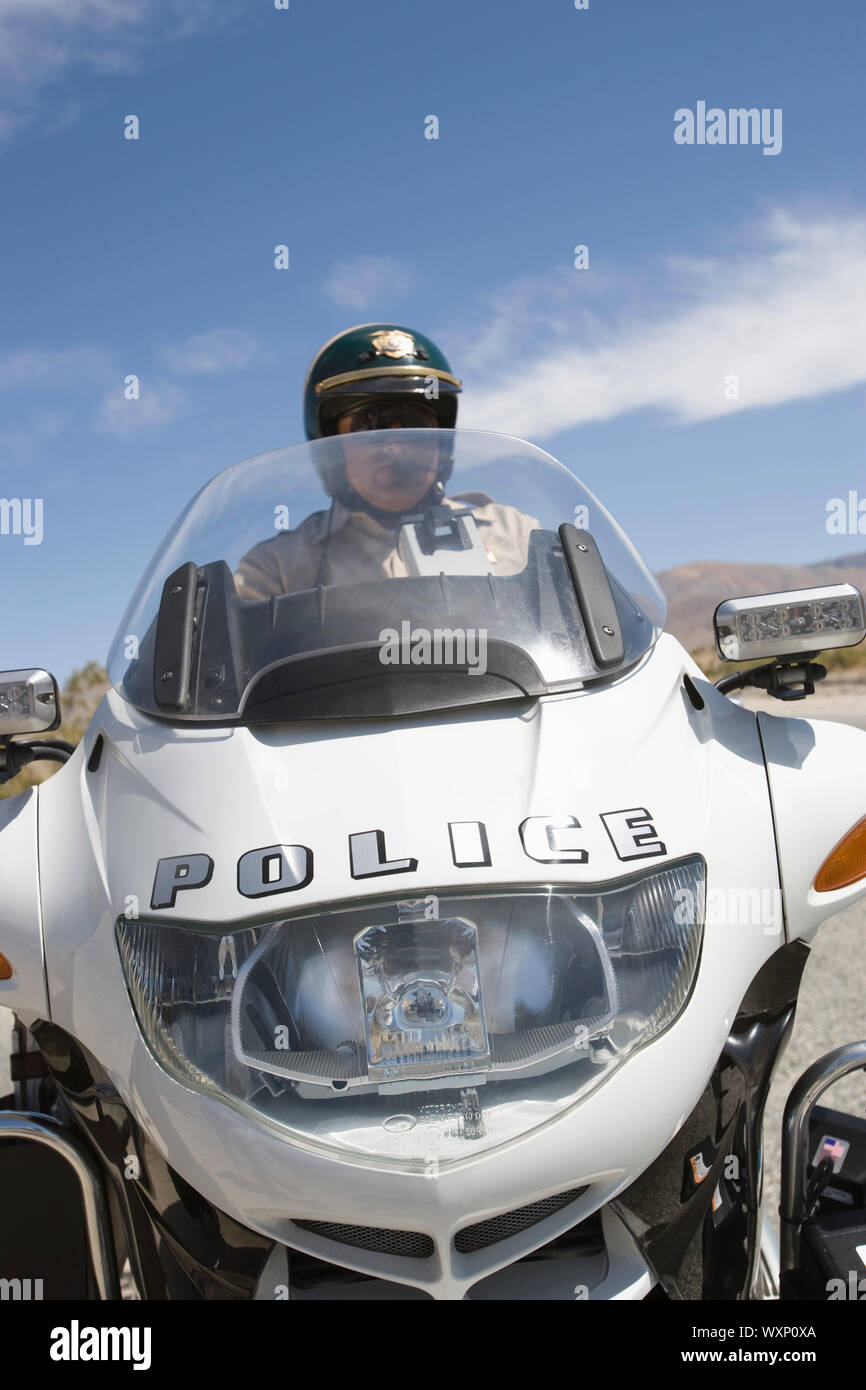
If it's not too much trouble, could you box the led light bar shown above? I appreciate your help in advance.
[714,585,866,663]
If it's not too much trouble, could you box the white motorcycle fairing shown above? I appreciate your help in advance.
[31,633,789,1299]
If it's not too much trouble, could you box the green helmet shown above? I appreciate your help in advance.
[303,323,461,441]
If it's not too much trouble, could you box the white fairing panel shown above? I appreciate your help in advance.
[759,711,866,942]
[36,635,785,1297]
[0,787,47,1023]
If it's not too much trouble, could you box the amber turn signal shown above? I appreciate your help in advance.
[814,816,866,893]
[0,951,13,980]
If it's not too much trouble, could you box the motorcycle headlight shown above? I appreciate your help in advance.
[117,856,704,1167]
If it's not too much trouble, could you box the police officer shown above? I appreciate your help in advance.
[235,324,536,599]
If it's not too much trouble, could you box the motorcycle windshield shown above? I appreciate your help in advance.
[108,430,666,722]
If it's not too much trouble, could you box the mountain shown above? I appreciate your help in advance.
[656,551,866,652]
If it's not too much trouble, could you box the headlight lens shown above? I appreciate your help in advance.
[117,856,704,1167]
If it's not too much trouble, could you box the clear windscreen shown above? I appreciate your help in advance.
[108,430,667,722]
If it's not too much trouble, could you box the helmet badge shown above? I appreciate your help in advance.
[369,329,416,359]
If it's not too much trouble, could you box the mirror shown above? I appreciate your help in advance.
[0,669,61,735]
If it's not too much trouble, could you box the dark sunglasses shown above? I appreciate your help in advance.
[340,403,441,432]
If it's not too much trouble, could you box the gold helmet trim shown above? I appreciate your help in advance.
[315,365,462,395]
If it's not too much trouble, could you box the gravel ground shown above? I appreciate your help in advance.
[734,676,866,727]
[1,680,863,1285]
[762,901,866,1230]
[745,680,866,1232]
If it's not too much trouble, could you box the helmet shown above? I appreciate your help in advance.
[303,324,461,441]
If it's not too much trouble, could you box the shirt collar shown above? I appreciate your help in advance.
[320,493,493,539]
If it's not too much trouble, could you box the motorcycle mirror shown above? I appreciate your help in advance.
[714,584,866,663]
[0,668,62,735]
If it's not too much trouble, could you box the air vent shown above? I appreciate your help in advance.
[454,1186,588,1254]
[292,1219,434,1260]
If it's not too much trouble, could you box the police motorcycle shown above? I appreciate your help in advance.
[2,425,866,1303]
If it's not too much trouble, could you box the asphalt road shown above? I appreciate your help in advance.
[762,899,866,1230]
[1,682,864,1280]
[735,680,866,1229]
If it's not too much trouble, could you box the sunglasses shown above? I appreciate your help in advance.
[339,403,441,432]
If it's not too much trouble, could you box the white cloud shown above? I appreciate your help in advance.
[0,0,240,141]
[0,345,113,390]
[95,376,187,435]
[451,267,613,377]
[323,255,416,311]
[160,329,265,376]
[459,210,866,440]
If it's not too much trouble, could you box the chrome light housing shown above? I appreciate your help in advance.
[0,669,60,735]
[714,584,866,662]
[117,857,705,1168]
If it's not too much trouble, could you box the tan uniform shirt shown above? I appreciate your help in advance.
[235,492,539,600]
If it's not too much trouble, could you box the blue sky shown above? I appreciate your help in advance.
[1,0,865,683]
